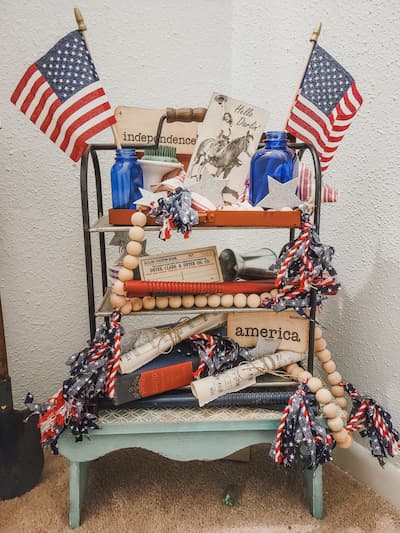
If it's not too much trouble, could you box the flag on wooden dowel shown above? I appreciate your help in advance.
[11,30,116,161]
[286,44,363,173]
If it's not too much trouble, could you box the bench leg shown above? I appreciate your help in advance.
[303,466,323,519]
[69,460,90,529]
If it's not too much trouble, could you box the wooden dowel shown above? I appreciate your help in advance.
[283,22,322,130]
[74,7,121,149]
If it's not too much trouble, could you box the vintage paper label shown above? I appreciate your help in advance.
[138,246,223,282]
[227,310,309,352]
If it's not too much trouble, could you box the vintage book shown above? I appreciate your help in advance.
[186,93,269,204]
[113,350,200,406]
[102,390,305,410]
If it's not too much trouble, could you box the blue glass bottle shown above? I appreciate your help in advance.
[111,148,143,209]
[249,131,298,206]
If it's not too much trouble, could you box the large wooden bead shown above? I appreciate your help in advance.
[327,416,344,432]
[112,280,126,296]
[270,289,278,298]
[260,292,271,301]
[331,428,350,445]
[297,370,312,382]
[330,385,345,398]
[142,296,156,310]
[314,338,327,352]
[315,388,333,405]
[207,294,221,308]
[322,360,336,374]
[122,254,139,270]
[169,296,182,309]
[327,371,342,386]
[155,296,169,309]
[118,267,134,281]
[247,294,261,308]
[285,363,301,376]
[316,349,331,363]
[322,403,339,419]
[128,226,145,242]
[182,295,195,309]
[120,301,132,315]
[110,293,128,308]
[131,212,147,226]
[126,241,142,256]
[130,297,143,312]
[335,396,348,409]
[194,295,207,308]
[337,434,353,449]
[233,293,247,308]
[307,377,323,393]
[314,325,323,340]
[221,294,234,308]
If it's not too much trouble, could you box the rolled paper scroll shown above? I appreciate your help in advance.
[124,279,276,298]
[119,311,227,374]
[191,350,305,407]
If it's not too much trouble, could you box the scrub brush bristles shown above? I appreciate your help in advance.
[142,145,178,163]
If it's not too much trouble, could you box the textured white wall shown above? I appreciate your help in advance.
[1,0,399,469]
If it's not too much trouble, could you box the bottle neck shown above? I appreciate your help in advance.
[264,131,288,150]
[115,148,137,161]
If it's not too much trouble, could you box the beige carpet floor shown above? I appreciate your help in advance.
[1,445,400,533]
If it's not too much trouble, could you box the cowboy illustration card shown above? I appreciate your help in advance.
[186,93,269,204]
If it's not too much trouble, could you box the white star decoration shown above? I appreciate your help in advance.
[186,169,225,207]
[248,337,281,359]
[256,176,300,210]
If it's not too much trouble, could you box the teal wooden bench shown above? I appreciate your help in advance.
[58,406,323,528]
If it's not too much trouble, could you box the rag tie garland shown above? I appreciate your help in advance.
[190,333,247,379]
[150,187,199,240]
[268,215,340,312]
[343,381,400,466]
[270,381,334,469]
[25,310,123,452]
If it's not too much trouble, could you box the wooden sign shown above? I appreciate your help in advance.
[227,310,309,352]
[138,246,223,283]
[114,106,198,154]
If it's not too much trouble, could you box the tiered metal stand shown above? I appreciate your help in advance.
[58,130,323,528]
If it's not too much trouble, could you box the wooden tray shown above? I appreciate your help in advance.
[108,208,302,228]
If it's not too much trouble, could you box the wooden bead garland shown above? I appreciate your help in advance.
[284,346,352,449]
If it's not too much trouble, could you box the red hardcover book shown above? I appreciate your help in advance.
[113,351,200,406]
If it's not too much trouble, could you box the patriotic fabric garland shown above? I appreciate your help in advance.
[343,382,400,466]
[149,187,199,240]
[266,214,340,312]
[25,310,123,452]
[270,381,334,469]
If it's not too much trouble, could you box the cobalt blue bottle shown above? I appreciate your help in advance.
[249,131,298,206]
[111,148,143,209]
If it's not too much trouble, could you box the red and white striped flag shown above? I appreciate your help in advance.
[286,44,363,173]
[11,30,115,162]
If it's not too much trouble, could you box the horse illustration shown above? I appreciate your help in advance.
[191,130,253,181]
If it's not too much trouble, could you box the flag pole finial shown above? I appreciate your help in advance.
[74,7,122,150]
[310,22,322,44]
[74,7,87,32]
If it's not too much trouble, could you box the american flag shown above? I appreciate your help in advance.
[11,30,116,162]
[286,44,363,173]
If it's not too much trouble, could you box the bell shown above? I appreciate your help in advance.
[219,248,277,281]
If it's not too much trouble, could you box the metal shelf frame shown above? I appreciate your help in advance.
[80,142,322,373]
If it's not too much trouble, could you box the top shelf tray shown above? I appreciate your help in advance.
[104,208,302,230]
